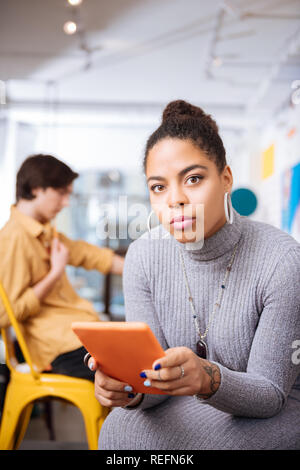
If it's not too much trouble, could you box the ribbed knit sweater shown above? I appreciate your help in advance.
[98,208,300,450]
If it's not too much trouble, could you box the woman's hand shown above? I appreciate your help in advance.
[141,346,221,399]
[88,357,140,408]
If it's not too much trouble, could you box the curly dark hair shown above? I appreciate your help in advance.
[144,100,227,174]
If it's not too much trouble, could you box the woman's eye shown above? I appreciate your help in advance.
[151,184,165,193]
[186,175,203,185]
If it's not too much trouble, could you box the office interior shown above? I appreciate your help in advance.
[0,0,299,450]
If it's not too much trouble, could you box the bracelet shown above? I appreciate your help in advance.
[193,394,207,402]
[83,352,92,368]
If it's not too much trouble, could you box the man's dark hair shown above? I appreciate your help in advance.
[16,154,79,201]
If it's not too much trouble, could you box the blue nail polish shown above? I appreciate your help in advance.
[128,393,135,399]
[144,379,151,387]
[140,371,147,378]
[124,385,133,392]
[154,364,161,370]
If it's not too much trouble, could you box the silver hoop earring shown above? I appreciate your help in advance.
[147,210,155,232]
[224,192,234,224]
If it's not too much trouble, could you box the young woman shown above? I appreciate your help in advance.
[88,100,300,450]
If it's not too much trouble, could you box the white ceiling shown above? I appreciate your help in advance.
[1,0,300,131]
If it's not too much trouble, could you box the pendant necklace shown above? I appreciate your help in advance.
[178,241,239,359]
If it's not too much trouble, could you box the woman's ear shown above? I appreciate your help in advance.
[221,165,233,192]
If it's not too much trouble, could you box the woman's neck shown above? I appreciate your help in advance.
[204,213,227,240]
[172,208,244,261]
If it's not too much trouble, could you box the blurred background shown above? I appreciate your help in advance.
[0,0,300,449]
[0,0,300,320]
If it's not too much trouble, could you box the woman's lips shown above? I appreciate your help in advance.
[170,216,196,230]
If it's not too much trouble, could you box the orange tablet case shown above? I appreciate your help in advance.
[71,321,167,394]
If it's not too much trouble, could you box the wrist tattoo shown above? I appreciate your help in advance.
[197,362,221,399]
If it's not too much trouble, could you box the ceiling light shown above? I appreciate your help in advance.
[63,21,77,35]
[68,0,82,5]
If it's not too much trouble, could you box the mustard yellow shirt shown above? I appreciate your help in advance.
[0,206,114,371]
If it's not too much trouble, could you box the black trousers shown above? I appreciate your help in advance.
[50,346,95,382]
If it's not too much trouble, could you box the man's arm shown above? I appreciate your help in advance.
[32,237,69,301]
[58,232,124,275]
[110,253,124,275]
[32,234,124,302]
[0,234,40,327]
[32,270,60,302]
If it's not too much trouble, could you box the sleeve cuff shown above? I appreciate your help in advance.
[193,361,282,418]
[26,287,41,316]
[193,361,231,408]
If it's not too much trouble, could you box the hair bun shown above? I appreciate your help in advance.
[162,100,218,132]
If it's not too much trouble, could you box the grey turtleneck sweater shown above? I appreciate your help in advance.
[98,208,300,450]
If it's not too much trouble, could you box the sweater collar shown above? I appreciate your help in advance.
[165,208,244,261]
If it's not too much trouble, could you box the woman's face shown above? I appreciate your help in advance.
[146,138,233,243]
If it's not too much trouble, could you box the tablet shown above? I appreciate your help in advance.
[71,321,167,394]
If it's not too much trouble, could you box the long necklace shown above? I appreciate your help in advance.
[178,241,239,359]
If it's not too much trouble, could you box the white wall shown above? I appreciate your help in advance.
[0,119,17,228]
[0,107,159,229]
[34,124,153,173]
[1,104,299,237]
[236,104,300,237]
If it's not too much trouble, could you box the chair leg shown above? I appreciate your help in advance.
[75,403,104,450]
[13,402,34,450]
[82,413,100,450]
[0,395,32,450]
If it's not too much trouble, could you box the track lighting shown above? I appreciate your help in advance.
[63,20,77,35]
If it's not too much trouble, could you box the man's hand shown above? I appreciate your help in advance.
[110,254,125,275]
[50,237,69,279]
[32,238,69,301]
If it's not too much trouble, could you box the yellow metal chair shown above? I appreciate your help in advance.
[0,282,109,450]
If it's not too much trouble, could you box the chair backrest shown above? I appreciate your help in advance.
[0,282,39,379]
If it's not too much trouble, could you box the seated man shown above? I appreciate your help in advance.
[0,154,124,380]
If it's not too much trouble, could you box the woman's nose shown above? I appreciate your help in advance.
[166,186,189,208]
